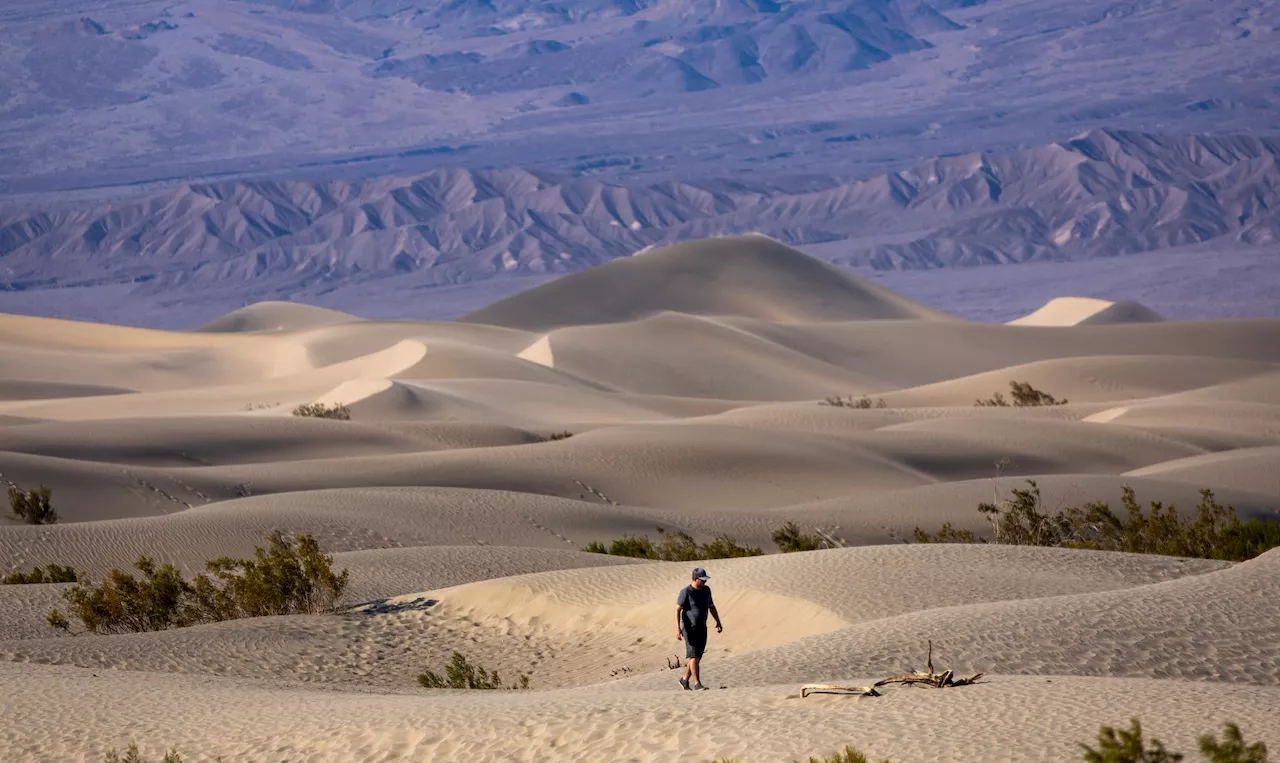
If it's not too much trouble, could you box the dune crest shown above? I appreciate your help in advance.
[460,235,955,330]
[1009,297,1166,326]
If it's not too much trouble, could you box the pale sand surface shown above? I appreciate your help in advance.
[0,237,1278,761]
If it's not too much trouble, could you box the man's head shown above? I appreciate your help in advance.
[691,567,709,588]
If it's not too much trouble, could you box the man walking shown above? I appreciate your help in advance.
[675,566,722,690]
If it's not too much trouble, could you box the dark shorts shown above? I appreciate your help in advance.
[683,624,708,658]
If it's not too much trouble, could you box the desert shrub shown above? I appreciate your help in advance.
[771,522,829,552]
[712,722,1265,763]
[59,557,192,634]
[701,534,766,559]
[187,532,349,620]
[9,485,58,524]
[583,526,762,561]
[545,431,574,441]
[807,747,889,763]
[821,395,887,409]
[2,564,79,584]
[975,380,1067,407]
[52,532,348,634]
[1199,723,1268,763]
[104,740,185,763]
[1082,719,1269,762]
[46,610,69,631]
[291,401,350,420]
[1082,718,1182,762]
[914,481,1280,562]
[417,651,529,690]
[911,523,978,544]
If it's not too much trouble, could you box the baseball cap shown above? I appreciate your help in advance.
[691,567,709,581]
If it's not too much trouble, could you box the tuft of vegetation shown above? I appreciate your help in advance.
[710,721,1266,763]
[417,651,530,690]
[291,401,351,420]
[914,480,1280,562]
[103,739,185,763]
[712,746,887,763]
[771,521,832,553]
[52,532,348,634]
[806,747,890,763]
[9,484,58,524]
[821,394,887,409]
[2,564,79,585]
[1199,723,1269,763]
[583,526,762,561]
[544,430,574,441]
[1082,719,1268,763]
[975,380,1067,407]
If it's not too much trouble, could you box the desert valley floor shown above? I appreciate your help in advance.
[0,236,1278,762]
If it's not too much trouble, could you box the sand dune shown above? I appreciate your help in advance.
[1,251,1278,761]
[194,301,363,333]
[1009,297,1166,326]
[460,236,956,331]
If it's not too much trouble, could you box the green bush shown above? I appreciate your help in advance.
[3,564,79,584]
[51,532,348,634]
[712,746,886,763]
[710,721,1265,763]
[1082,719,1268,763]
[976,380,1067,407]
[771,522,829,552]
[820,395,887,409]
[9,485,58,524]
[291,402,351,420]
[417,651,529,690]
[104,740,184,763]
[583,526,762,561]
[914,480,1280,562]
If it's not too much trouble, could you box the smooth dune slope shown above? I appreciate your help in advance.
[460,235,956,330]
[1,243,1279,761]
[1009,297,1167,326]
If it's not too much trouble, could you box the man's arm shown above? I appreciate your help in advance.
[675,589,687,639]
[709,591,722,632]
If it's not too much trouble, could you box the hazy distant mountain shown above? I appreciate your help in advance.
[1,0,1276,193]
[2,130,1275,304]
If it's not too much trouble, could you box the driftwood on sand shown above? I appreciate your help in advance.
[800,641,984,698]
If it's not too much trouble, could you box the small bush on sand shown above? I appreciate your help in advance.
[545,431,574,441]
[914,481,1280,562]
[417,651,529,690]
[771,522,831,553]
[975,380,1067,407]
[104,740,185,763]
[9,485,58,524]
[291,402,351,420]
[713,746,886,763]
[584,526,762,561]
[2,564,79,584]
[1082,719,1268,763]
[52,532,348,634]
[712,721,1265,763]
[820,395,887,409]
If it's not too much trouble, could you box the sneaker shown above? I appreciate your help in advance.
[679,677,690,690]
[692,683,708,690]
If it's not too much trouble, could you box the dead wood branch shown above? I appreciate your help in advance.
[800,684,881,698]
[872,640,984,689]
[801,640,984,698]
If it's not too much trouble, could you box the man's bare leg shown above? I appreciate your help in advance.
[683,658,694,682]
[690,657,702,687]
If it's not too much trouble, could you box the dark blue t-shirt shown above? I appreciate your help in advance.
[677,584,714,631]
